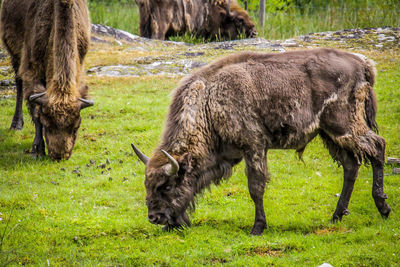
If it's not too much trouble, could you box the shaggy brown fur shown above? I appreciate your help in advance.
[136,0,256,40]
[133,48,391,235]
[0,0,93,160]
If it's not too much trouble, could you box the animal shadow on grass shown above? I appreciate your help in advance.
[0,128,52,169]
[190,217,255,234]
[191,215,335,236]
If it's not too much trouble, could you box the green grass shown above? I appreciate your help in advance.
[88,1,400,41]
[89,1,140,36]
[256,3,400,40]
[0,51,399,265]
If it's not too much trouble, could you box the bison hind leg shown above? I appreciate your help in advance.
[366,134,391,218]
[320,131,360,222]
[320,130,391,221]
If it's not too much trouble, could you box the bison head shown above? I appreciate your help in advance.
[209,0,257,40]
[132,144,194,230]
[29,85,94,160]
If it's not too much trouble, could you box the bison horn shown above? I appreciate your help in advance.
[79,98,94,110]
[226,0,231,15]
[131,143,149,164]
[29,92,48,105]
[161,149,179,176]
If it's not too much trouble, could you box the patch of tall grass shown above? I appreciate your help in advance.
[88,1,140,35]
[255,2,400,40]
[88,0,400,41]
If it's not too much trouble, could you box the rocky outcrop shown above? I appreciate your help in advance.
[1,24,399,89]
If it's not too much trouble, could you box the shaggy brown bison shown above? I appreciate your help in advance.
[0,0,94,160]
[132,48,391,235]
[136,0,257,40]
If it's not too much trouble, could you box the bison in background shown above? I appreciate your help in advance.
[0,0,94,160]
[132,48,391,235]
[136,0,257,40]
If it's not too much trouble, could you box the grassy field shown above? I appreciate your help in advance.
[88,1,400,41]
[0,38,400,265]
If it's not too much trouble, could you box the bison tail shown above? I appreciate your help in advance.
[364,59,379,133]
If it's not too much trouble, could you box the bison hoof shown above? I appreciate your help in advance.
[162,224,182,232]
[31,143,45,158]
[250,222,267,236]
[10,119,24,130]
[330,214,342,223]
[30,149,45,158]
[31,152,45,159]
[162,225,172,232]
[379,203,391,219]
[331,209,350,223]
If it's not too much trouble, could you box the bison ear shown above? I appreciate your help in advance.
[179,153,192,173]
[79,84,89,99]
[175,153,192,184]
[29,92,48,106]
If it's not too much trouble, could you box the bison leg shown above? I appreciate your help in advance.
[10,59,24,130]
[10,76,24,130]
[31,116,45,157]
[150,20,168,40]
[244,150,268,235]
[331,149,360,222]
[368,135,391,218]
[27,103,45,157]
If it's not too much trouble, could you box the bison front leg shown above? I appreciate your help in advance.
[245,151,268,235]
[332,150,360,222]
[368,135,391,218]
[27,103,45,158]
[25,81,47,157]
[31,116,45,157]
[10,76,24,130]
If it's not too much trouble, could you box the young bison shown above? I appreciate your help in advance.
[132,48,391,235]
[0,0,94,160]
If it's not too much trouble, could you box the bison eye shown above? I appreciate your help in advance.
[164,185,172,191]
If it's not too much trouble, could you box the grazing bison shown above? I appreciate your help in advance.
[136,0,257,40]
[0,0,94,160]
[132,48,391,235]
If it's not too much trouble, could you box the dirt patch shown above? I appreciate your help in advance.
[246,246,284,257]
[313,226,352,235]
